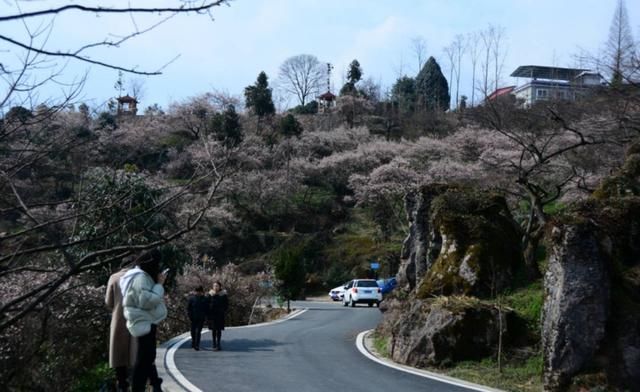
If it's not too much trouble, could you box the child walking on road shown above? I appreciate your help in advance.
[207,281,228,351]
[187,286,208,350]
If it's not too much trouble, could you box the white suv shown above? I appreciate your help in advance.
[342,279,382,307]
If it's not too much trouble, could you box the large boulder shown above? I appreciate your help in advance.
[542,143,640,391]
[381,184,526,371]
[543,197,640,391]
[542,222,610,391]
[397,184,523,298]
[397,185,445,290]
[378,296,525,367]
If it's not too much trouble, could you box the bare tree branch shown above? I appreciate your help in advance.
[0,1,230,23]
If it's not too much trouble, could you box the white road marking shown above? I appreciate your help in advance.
[157,308,309,392]
[355,330,505,392]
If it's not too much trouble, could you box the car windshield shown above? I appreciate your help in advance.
[357,280,378,287]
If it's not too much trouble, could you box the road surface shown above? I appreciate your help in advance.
[169,300,486,392]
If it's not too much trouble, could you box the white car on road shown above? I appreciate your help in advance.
[342,279,382,307]
[328,284,347,301]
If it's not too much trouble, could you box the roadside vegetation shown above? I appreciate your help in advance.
[2,0,639,390]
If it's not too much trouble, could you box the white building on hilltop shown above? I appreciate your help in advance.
[510,65,604,107]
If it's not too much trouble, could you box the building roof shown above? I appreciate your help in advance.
[510,65,590,81]
[318,91,336,101]
[117,95,138,103]
[487,86,516,101]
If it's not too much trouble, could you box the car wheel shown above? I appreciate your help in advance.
[343,299,348,307]
[368,303,373,307]
[375,301,380,307]
[350,299,356,307]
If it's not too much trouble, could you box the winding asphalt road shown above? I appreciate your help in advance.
[168,301,486,392]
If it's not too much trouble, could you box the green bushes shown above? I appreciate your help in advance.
[71,362,114,392]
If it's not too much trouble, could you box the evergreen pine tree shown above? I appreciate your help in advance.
[391,76,416,114]
[279,114,303,138]
[340,59,363,96]
[415,57,450,111]
[606,0,636,85]
[273,245,306,312]
[211,105,243,148]
[244,71,276,117]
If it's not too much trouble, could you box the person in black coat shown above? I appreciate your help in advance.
[207,281,229,351]
[187,286,208,350]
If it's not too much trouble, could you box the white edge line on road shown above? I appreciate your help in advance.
[356,330,505,392]
[159,308,309,392]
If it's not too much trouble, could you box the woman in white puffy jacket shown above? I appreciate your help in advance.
[121,249,167,392]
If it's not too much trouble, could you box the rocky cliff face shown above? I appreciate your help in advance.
[379,184,526,367]
[397,185,523,298]
[397,185,442,290]
[542,142,640,391]
[379,144,640,391]
[380,296,525,368]
[542,223,610,390]
[543,200,640,391]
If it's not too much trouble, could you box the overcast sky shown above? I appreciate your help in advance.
[2,0,639,111]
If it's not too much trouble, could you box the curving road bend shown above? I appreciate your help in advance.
[169,301,484,392]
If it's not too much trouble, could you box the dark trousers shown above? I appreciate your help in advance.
[190,318,204,348]
[115,366,128,390]
[132,324,159,392]
[211,329,222,348]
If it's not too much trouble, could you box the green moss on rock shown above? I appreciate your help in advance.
[415,186,523,298]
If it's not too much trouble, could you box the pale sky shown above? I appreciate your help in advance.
[2,0,639,111]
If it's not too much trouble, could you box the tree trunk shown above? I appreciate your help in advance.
[523,229,543,280]
[520,188,545,280]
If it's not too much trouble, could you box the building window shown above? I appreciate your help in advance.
[536,89,548,99]
[556,90,565,99]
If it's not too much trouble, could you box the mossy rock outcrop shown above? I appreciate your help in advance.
[398,184,523,298]
[593,141,640,200]
[378,296,527,368]
[380,183,533,378]
[543,190,640,390]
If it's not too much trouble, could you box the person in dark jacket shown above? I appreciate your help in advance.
[187,286,208,350]
[207,281,228,351]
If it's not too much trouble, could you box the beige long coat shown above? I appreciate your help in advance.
[105,269,137,368]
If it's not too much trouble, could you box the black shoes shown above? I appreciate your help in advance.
[152,377,163,392]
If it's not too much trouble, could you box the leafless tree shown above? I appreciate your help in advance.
[391,52,407,80]
[472,98,620,278]
[410,36,428,74]
[491,25,507,93]
[443,45,456,100]
[0,1,233,333]
[0,2,229,76]
[480,27,493,99]
[169,90,241,139]
[467,32,481,106]
[129,78,147,101]
[478,24,507,100]
[451,34,466,109]
[278,54,325,107]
